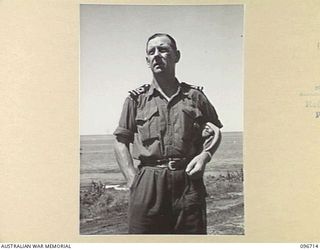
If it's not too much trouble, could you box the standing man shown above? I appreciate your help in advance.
[114,33,223,234]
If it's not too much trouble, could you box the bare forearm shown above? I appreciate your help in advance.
[186,123,222,179]
[202,123,222,160]
[113,140,137,186]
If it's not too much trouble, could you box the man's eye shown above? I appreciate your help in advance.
[148,49,155,55]
[159,48,169,53]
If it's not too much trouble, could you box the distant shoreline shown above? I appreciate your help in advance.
[80,131,243,139]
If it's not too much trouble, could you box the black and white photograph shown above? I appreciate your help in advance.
[3,0,320,245]
[80,4,244,235]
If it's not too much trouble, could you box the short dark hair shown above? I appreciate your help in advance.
[146,33,178,52]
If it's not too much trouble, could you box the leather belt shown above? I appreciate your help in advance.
[139,158,190,171]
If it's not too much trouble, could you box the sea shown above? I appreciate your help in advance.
[80,132,243,187]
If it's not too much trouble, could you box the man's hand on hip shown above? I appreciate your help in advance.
[127,171,137,189]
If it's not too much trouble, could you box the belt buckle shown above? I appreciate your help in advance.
[168,158,177,170]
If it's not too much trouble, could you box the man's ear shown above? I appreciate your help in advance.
[146,56,151,67]
[175,50,181,63]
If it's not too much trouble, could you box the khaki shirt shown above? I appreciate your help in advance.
[114,81,223,162]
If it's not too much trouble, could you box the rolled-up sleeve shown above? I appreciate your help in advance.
[113,97,137,144]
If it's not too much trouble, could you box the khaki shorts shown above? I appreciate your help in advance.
[128,166,207,234]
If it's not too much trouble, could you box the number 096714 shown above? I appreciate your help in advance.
[300,244,319,248]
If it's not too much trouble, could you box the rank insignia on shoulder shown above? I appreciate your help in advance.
[181,82,204,92]
[190,84,204,92]
[128,84,150,99]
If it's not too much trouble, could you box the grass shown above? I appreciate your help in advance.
[80,182,129,221]
[80,170,244,235]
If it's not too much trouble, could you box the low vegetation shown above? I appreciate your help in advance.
[80,170,244,235]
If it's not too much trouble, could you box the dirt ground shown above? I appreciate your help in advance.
[80,174,244,235]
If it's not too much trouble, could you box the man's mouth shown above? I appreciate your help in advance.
[153,62,164,68]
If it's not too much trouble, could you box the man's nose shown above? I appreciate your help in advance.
[154,48,160,57]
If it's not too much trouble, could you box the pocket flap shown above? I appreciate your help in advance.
[182,107,202,120]
[136,106,158,121]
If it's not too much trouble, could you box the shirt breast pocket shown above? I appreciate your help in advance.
[135,106,159,145]
[181,107,203,141]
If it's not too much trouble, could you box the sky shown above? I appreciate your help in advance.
[80,5,243,135]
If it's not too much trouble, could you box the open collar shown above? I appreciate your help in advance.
[147,78,188,100]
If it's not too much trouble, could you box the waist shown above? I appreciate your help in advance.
[139,157,190,171]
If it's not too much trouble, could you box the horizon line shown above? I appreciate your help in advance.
[80,131,243,136]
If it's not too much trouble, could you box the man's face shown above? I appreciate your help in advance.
[146,35,180,75]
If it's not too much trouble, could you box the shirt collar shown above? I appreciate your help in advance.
[146,83,158,98]
[147,78,187,99]
[180,82,190,97]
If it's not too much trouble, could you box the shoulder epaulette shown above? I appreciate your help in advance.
[181,82,204,92]
[128,84,150,100]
